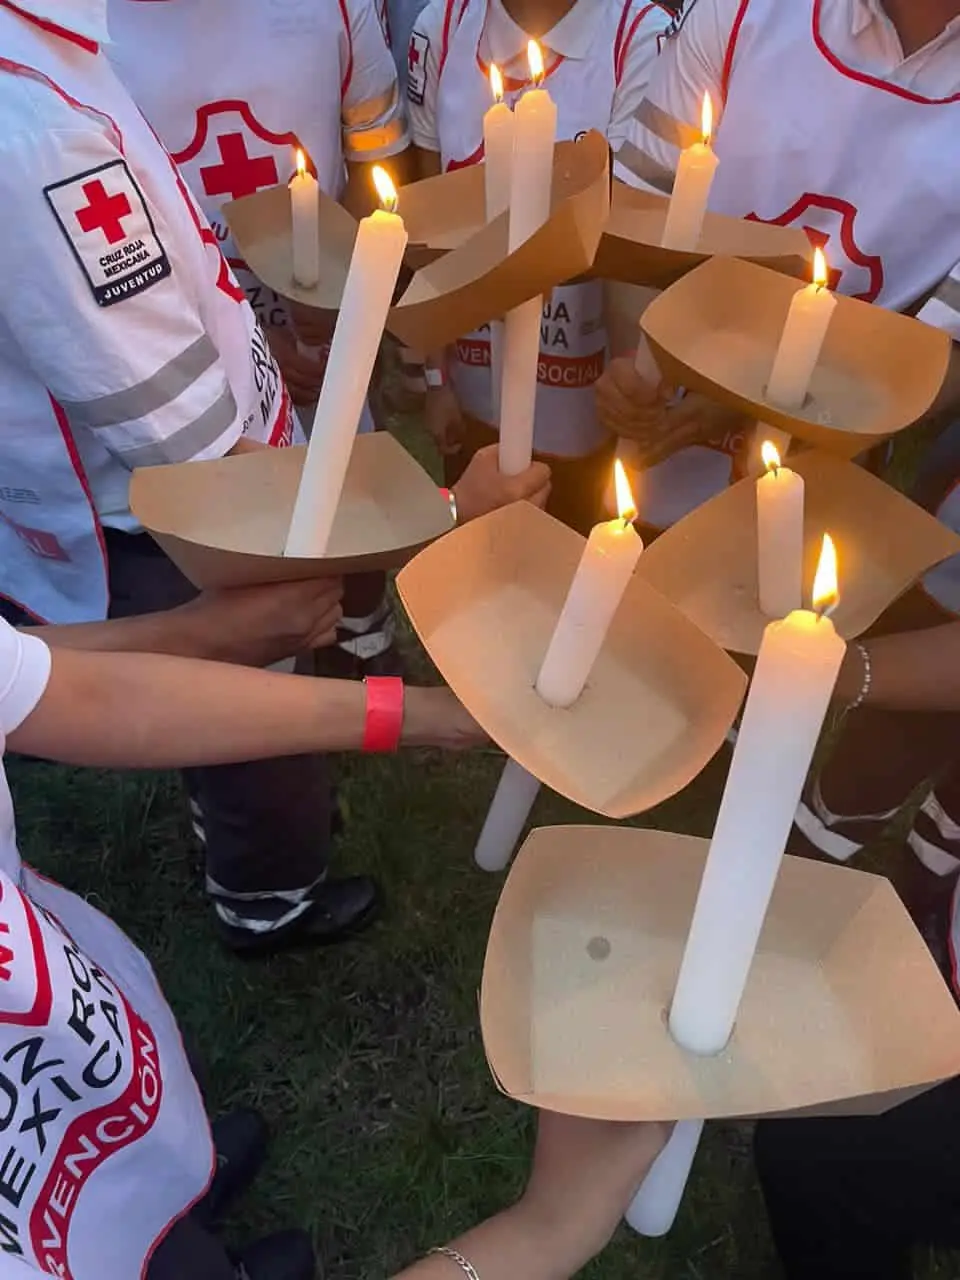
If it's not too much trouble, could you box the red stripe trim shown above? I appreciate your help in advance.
[615,3,660,87]
[811,0,960,105]
[438,0,462,79]
[720,0,750,105]
[0,1,99,52]
[337,0,355,102]
[474,46,564,92]
[49,393,109,591]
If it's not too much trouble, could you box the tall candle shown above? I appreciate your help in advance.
[661,93,719,253]
[669,534,846,1054]
[536,460,643,706]
[498,41,556,477]
[474,463,640,871]
[484,64,514,222]
[757,441,804,619]
[285,167,408,557]
[766,248,837,409]
[290,149,321,288]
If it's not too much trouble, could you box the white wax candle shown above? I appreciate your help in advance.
[474,759,542,872]
[285,170,408,557]
[661,93,719,253]
[757,443,805,619]
[626,1120,705,1237]
[484,66,514,223]
[536,473,643,707]
[669,541,846,1056]
[290,150,321,289]
[497,44,556,476]
[766,249,837,409]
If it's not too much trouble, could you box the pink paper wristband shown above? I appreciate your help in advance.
[362,676,405,753]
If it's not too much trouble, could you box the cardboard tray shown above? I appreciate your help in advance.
[641,257,952,457]
[591,183,812,288]
[481,825,960,1122]
[130,433,453,589]
[395,502,746,819]
[637,450,960,655]
[224,186,357,313]
[387,132,610,353]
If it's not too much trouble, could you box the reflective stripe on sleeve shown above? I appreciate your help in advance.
[116,384,239,468]
[615,140,675,194]
[344,115,409,159]
[633,97,700,151]
[59,335,218,429]
[342,84,400,128]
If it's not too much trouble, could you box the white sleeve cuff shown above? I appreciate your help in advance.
[0,622,52,735]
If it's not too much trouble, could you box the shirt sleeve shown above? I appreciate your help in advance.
[613,0,739,192]
[607,2,674,155]
[406,0,445,153]
[342,0,410,162]
[0,620,51,736]
[0,107,244,472]
[916,265,960,341]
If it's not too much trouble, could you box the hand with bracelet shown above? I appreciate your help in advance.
[832,620,960,714]
[392,1113,672,1280]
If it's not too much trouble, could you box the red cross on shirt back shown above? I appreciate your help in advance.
[200,132,280,200]
[75,179,133,245]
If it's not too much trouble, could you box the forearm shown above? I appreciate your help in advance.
[835,621,960,712]
[9,648,447,768]
[393,1206,570,1280]
[24,603,219,662]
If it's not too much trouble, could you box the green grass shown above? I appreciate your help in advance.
[6,406,957,1277]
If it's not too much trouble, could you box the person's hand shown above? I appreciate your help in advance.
[595,355,672,445]
[266,325,327,406]
[288,300,336,350]
[518,1112,674,1273]
[179,578,344,667]
[453,444,551,523]
[401,686,488,750]
[425,383,466,457]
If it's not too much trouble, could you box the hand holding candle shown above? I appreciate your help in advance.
[284,166,408,557]
[767,248,837,409]
[757,441,805,619]
[661,92,719,253]
[290,148,321,289]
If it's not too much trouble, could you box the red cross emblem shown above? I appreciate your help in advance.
[200,132,280,200]
[746,193,884,302]
[408,39,421,71]
[75,179,133,245]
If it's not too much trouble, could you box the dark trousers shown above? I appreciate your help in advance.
[444,414,617,538]
[148,1214,234,1280]
[755,1077,960,1280]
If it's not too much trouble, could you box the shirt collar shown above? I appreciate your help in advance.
[484,0,597,67]
[2,0,109,47]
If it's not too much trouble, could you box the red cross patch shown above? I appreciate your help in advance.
[407,30,430,106]
[45,160,171,308]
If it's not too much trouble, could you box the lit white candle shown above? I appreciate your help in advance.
[628,535,846,1238]
[757,441,804,619]
[766,248,837,409]
[285,167,408,557]
[498,41,556,477]
[670,533,846,1054]
[474,464,640,871]
[484,64,514,222]
[661,93,719,253]
[290,148,321,289]
[536,461,643,706]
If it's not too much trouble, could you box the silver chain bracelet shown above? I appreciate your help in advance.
[429,1246,480,1279]
[849,641,872,711]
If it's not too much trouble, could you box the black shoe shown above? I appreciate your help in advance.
[217,876,381,957]
[232,1230,316,1280]
[195,1108,269,1227]
[358,644,406,679]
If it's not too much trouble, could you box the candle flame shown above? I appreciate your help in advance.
[761,440,782,474]
[812,533,839,616]
[490,63,504,103]
[528,39,544,86]
[372,165,398,213]
[701,91,714,146]
[614,458,637,525]
[813,246,829,291]
[295,148,307,179]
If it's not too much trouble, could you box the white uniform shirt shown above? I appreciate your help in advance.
[615,0,960,529]
[0,0,294,625]
[0,619,212,1280]
[408,0,671,458]
[108,0,409,333]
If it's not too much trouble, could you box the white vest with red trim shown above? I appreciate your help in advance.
[436,0,652,457]
[0,734,212,1277]
[0,9,292,625]
[640,0,960,531]
[108,0,352,331]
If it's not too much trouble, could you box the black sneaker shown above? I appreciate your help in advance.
[791,777,899,863]
[195,1108,269,1228]
[233,1230,316,1280]
[216,876,381,958]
